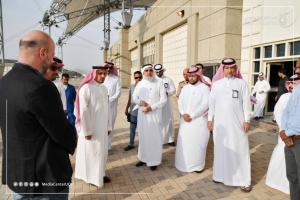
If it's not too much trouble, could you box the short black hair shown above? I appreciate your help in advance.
[62,73,70,79]
[134,71,142,76]
[278,69,286,75]
[195,63,204,69]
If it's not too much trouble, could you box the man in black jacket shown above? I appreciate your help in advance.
[275,68,289,101]
[0,30,77,199]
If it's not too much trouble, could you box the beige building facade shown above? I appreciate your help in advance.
[106,0,243,88]
[241,0,300,113]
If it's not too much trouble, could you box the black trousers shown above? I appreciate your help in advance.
[285,139,300,200]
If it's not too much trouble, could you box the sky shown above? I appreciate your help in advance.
[3,0,145,74]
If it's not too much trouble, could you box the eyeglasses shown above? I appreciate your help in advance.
[144,69,153,72]
[49,65,62,72]
[134,76,142,79]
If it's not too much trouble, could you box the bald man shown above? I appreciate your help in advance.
[0,30,77,199]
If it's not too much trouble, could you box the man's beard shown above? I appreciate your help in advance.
[42,61,52,74]
[41,65,49,74]
[189,80,198,85]
[50,76,57,81]
[225,74,233,78]
[144,76,154,82]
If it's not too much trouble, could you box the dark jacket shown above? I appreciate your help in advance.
[0,63,77,195]
[277,76,289,99]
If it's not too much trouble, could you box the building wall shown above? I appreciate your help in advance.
[241,0,300,86]
[108,0,243,87]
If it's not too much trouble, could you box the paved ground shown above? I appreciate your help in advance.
[0,89,289,200]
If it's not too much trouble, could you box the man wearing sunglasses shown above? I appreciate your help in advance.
[124,71,142,151]
[103,61,121,150]
[44,57,67,112]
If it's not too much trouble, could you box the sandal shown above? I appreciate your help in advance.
[240,186,252,193]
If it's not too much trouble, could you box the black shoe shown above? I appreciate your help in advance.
[135,161,146,167]
[194,169,205,173]
[150,166,157,171]
[259,116,264,119]
[168,142,176,146]
[254,117,259,121]
[103,176,111,183]
[124,145,135,151]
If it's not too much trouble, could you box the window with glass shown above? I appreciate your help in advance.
[264,45,272,58]
[254,47,260,59]
[276,43,285,57]
[253,61,260,72]
[142,40,155,65]
[290,41,300,55]
[143,55,154,64]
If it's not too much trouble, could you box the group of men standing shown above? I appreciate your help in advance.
[129,57,300,198]
[128,58,253,192]
[1,30,300,200]
[0,30,123,199]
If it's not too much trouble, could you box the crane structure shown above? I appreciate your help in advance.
[41,0,154,50]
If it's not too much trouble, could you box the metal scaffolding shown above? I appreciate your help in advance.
[42,0,154,49]
[103,0,111,50]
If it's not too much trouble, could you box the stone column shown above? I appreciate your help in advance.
[187,13,198,66]
[119,29,131,88]
[155,34,163,64]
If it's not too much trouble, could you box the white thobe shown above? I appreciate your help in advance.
[208,77,251,186]
[132,77,167,166]
[103,74,121,150]
[251,79,271,117]
[53,80,67,111]
[266,93,290,194]
[175,82,210,172]
[203,75,212,85]
[75,81,110,187]
[159,75,176,144]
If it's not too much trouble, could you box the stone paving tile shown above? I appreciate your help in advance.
[0,89,290,199]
